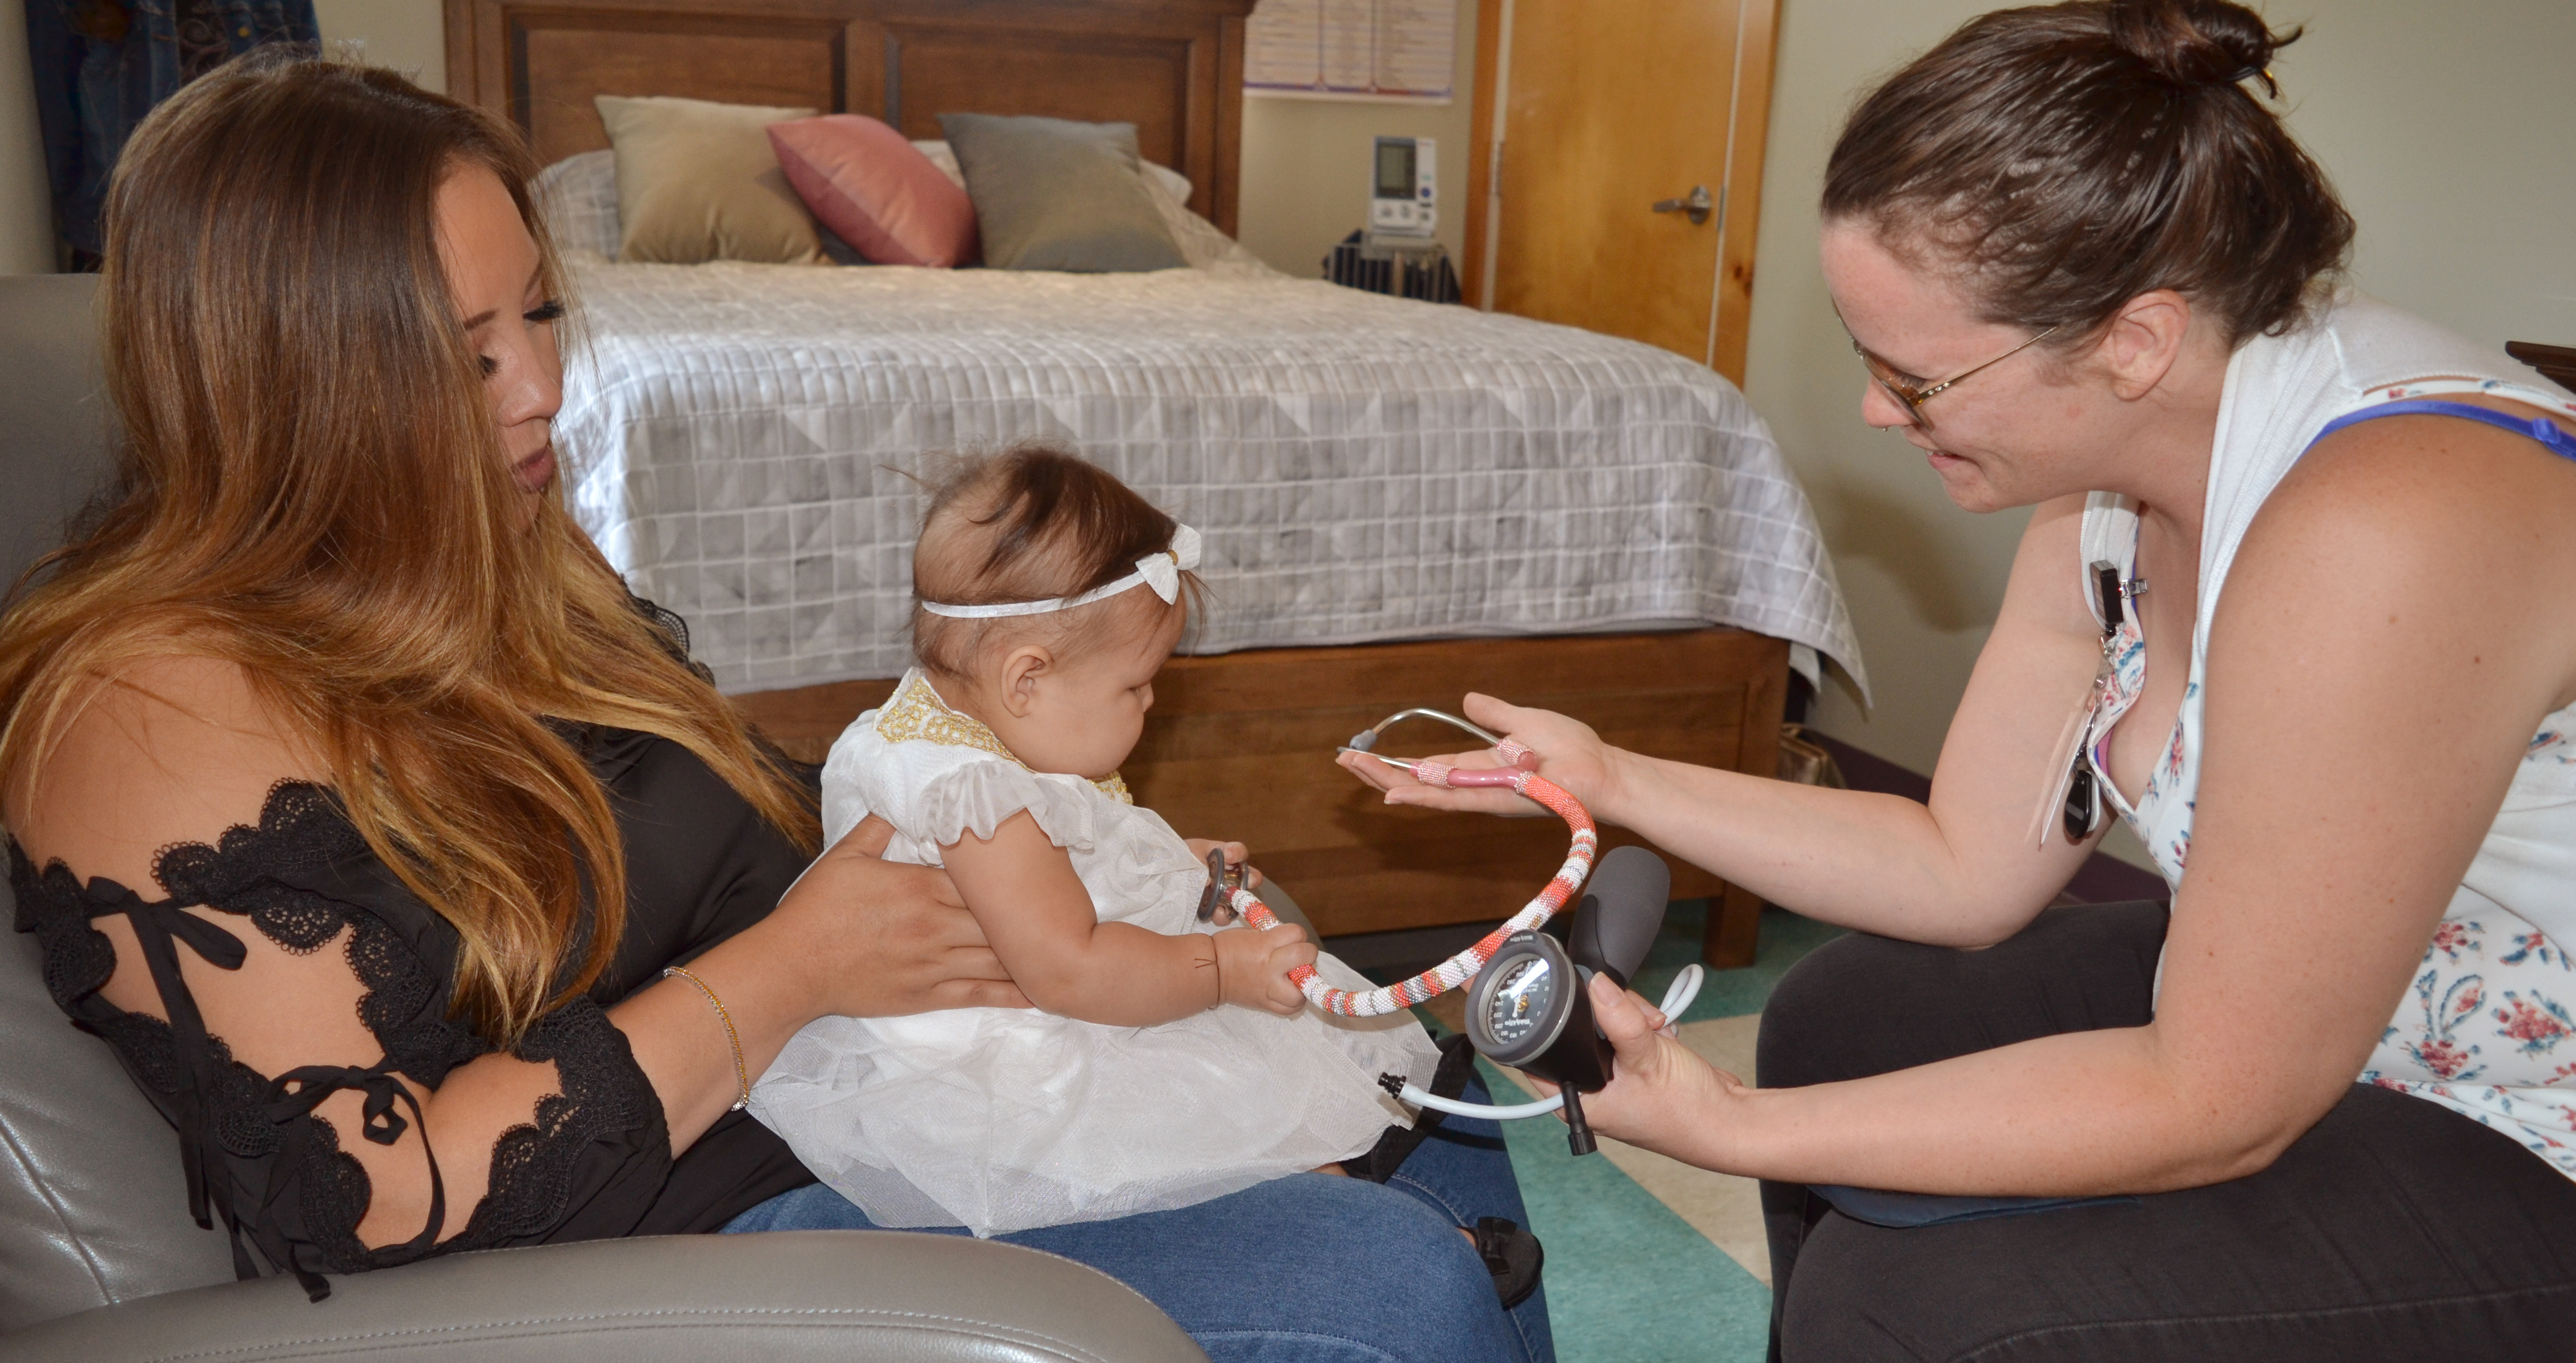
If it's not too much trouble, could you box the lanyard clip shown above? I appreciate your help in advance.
[2091,562,2123,640]
[2090,561,2147,642]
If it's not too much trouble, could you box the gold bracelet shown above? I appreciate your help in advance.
[662,965,749,1111]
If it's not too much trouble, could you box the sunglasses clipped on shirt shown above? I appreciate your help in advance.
[1845,320,2062,432]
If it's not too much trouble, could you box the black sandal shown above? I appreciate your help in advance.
[1475,1216,1545,1309]
[1353,1037,1546,1308]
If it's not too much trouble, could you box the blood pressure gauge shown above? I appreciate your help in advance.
[1368,845,1687,1155]
[1464,930,1616,1154]
[1482,954,1556,1049]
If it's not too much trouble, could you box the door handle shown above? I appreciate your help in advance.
[1651,185,1714,225]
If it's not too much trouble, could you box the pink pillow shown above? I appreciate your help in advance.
[766,115,979,268]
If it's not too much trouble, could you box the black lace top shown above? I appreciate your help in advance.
[11,700,819,1299]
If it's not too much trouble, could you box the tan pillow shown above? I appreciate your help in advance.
[594,95,825,265]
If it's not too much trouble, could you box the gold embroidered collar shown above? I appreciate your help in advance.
[876,671,1132,804]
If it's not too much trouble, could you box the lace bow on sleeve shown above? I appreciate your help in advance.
[10,781,675,1300]
[908,759,1103,854]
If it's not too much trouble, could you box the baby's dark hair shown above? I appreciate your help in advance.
[909,445,1200,680]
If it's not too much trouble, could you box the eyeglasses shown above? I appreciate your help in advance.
[1844,319,2062,432]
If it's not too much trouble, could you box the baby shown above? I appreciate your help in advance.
[750,446,1439,1237]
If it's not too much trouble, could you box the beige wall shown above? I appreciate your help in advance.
[1,0,55,272]
[1236,0,1476,277]
[1742,0,2576,868]
[312,0,446,89]
[0,0,445,275]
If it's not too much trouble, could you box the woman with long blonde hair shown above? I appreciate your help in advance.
[3,53,1546,1360]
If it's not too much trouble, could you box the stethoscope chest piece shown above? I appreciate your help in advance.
[1195,845,1245,925]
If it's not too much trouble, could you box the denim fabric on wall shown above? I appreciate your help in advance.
[24,0,320,257]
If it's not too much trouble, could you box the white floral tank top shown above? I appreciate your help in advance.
[2076,292,2576,1180]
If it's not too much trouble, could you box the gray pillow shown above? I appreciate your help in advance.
[937,114,1186,273]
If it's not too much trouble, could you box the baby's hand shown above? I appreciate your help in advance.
[1211,921,1315,1016]
[1184,838,1265,892]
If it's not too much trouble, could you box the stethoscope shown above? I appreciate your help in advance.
[1198,708,1705,1156]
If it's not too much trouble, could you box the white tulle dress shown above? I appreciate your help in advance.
[748,670,1440,1236]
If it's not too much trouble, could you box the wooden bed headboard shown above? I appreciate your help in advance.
[441,0,1257,233]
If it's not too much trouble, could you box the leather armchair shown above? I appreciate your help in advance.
[0,273,1209,1362]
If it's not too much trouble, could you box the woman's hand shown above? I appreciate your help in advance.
[1520,973,1746,1162]
[1184,837,1265,891]
[1333,692,1627,819]
[770,815,1033,1018]
[1211,921,1317,1015]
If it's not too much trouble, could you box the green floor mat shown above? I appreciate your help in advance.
[1631,902,1846,1025]
[1404,905,1841,1361]
[1487,1055,1774,1362]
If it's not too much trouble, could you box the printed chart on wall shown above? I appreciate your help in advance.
[1246,0,1457,103]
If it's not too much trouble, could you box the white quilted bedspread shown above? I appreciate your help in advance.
[555,257,1864,696]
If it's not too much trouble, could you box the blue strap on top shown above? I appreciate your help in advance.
[2311,397,2576,462]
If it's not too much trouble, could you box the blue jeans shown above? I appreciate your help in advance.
[726,1079,1555,1363]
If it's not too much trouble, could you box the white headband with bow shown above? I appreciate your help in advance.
[921,525,1202,619]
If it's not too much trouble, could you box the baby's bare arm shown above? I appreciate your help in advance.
[941,813,1312,1024]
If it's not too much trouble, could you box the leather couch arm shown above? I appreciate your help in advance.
[5,1231,1209,1363]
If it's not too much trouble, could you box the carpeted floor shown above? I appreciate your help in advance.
[1490,1045,1775,1363]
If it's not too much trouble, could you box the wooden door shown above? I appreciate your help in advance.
[1464,0,1777,384]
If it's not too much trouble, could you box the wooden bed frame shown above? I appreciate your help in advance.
[735,631,1786,967]
[441,0,1792,967]
[2507,341,2576,393]
[445,0,1255,233]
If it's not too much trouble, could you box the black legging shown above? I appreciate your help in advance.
[1758,901,2576,1361]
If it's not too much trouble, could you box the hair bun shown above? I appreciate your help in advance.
[2107,0,2291,94]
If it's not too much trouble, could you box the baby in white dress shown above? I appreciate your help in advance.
[750,448,1439,1237]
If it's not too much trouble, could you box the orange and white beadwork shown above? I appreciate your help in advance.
[1231,752,1597,1018]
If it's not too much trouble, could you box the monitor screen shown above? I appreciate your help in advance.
[1375,141,1414,200]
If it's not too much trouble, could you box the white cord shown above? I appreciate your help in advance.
[1660,962,1706,1019]
[1396,965,1706,1120]
[1408,1088,1567,1120]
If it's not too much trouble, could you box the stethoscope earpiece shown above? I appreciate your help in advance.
[1347,707,1504,755]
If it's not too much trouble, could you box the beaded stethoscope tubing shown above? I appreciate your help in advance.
[1219,733,1599,1018]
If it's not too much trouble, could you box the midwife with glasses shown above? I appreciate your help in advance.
[1843,315,2059,433]
[1342,1,2576,1357]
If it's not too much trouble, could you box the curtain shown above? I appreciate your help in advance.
[24,0,321,259]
